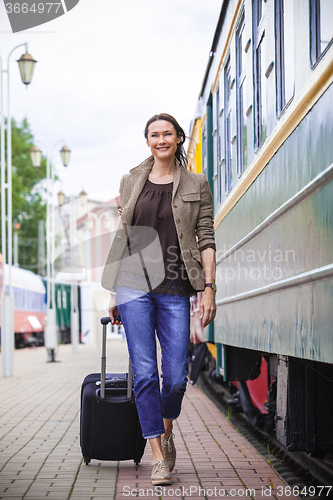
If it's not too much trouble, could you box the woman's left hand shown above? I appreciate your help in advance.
[200,288,216,328]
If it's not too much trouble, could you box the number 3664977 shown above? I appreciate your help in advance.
[5,3,62,14]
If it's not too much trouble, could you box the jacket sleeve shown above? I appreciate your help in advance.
[195,174,215,251]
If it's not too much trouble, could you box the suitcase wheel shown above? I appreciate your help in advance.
[84,458,91,465]
[134,458,141,465]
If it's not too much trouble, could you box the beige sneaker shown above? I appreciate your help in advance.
[161,433,176,472]
[151,460,171,485]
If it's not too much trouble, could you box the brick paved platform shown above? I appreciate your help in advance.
[0,341,293,500]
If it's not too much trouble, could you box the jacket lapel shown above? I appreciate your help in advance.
[173,164,197,200]
[121,157,153,226]
[172,162,181,201]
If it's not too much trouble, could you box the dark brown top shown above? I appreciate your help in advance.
[118,179,215,296]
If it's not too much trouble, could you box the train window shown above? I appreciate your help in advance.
[276,0,295,115]
[13,287,19,309]
[253,0,267,149]
[62,289,67,309]
[256,0,263,27]
[224,56,232,194]
[236,11,247,176]
[310,0,333,65]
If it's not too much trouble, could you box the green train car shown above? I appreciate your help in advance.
[55,282,72,344]
[43,280,80,344]
[189,0,333,454]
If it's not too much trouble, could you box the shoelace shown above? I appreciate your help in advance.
[162,432,175,452]
[151,460,169,472]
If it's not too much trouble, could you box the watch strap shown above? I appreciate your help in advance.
[205,283,217,291]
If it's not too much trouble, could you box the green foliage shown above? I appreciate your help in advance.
[1,117,47,274]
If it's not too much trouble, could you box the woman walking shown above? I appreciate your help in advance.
[102,113,216,485]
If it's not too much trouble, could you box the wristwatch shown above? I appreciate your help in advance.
[205,283,217,292]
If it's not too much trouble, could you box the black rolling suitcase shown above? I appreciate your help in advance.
[80,316,146,465]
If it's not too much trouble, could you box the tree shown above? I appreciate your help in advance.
[0,118,47,274]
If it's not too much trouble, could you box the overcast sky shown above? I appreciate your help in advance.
[0,0,222,202]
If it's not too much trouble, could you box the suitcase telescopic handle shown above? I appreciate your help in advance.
[100,317,110,399]
[100,316,133,400]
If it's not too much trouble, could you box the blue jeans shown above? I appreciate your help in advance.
[117,287,190,439]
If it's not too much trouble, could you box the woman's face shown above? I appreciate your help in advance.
[146,120,180,161]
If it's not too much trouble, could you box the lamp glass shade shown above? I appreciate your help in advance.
[57,190,66,207]
[78,190,88,206]
[85,216,94,231]
[60,145,71,167]
[103,215,112,231]
[30,145,42,167]
[17,52,37,85]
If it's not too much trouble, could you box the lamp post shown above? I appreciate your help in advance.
[58,188,86,353]
[1,44,37,377]
[30,141,71,362]
[13,222,20,267]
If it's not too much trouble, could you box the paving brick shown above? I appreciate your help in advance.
[0,341,287,500]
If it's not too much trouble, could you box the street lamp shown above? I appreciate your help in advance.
[78,189,88,206]
[1,43,37,377]
[29,144,42,167]
[60,145,71,167]
[57,189,66,208]
[30,140,70,362]
[17,52,37,86]
[13,222,21,267]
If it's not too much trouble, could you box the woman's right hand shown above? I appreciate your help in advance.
[108,294,122,325]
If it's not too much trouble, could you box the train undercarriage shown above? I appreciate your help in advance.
[191,343,333,457]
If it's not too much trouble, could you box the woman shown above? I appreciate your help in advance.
[102,113,216,485]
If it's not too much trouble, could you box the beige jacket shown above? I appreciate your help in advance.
[101,156,215,292]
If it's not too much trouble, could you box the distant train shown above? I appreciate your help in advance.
[188,0,333,455]
[0,258,81,348]
[0,253,123,349]
[0,260,46,348]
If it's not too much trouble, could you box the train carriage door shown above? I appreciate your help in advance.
[236,10,247,176]
[253,0,267,148]
[224,56,232,193]
[275,0,295,115]
[205,93,215,213]
[204,94,214,342]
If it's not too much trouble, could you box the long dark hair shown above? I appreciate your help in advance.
[144,113,188,168]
